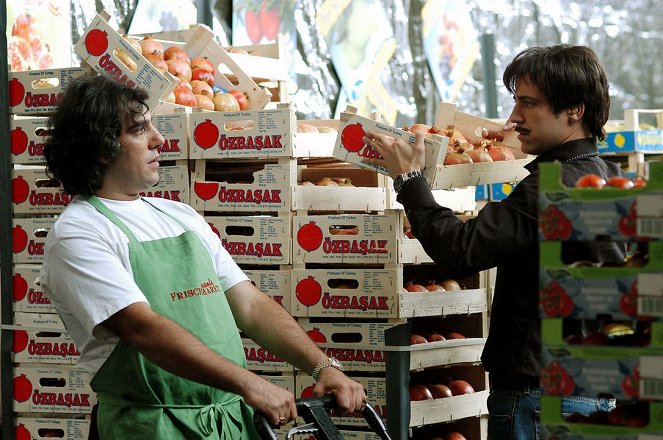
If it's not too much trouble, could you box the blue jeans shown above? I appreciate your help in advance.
[487,387,615,440]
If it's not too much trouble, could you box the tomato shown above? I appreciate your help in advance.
[633,177,648,188]
[575,174,606,188]
[605,176,634,189]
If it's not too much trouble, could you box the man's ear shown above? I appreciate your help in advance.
[567,103,585,122]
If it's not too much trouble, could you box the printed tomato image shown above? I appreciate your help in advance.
[539,205,572,240]
[296,221,323,251]
[245,9,262,44]
[11,127,29,155]
[193,119,219,149]
[619,211,637,237]
[541,361,575,395]
[12,330,29,353]
[13,225,29,254]
[12,175,30,204]
[540,281,574,317]
[306,328,327,343]
[341,122,366,153]
[259,2,281,41]
[85,28,109,56]
[9,78,25,107]
[575,174,606,188]
[295,276,322,307]
[619,292,638,316]
[13,273,29,302]
[13,374,33,402]
[622,373,639,398]
[193,182,219,201]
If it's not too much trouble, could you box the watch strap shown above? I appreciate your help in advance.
[395,170,424,193]
[311,357,343,382]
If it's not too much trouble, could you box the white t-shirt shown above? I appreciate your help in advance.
[40,196,248,376]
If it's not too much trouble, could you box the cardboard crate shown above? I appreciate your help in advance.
[292,119,340,158]
[14,311,66,331]
[190,159,295,213]
[540,396,663,438]
[12,329,80,364]
[12,365,96,414]
[297,320,395,372]
[12,217,56,265]
[74,11,175,110]
[138,164,190,205]
[296,374,387,428]
[289,430,383,440]
[206,214,291,265]
[292,212,399,264]
[189,105,295,159]
[242,338,294,373]
[388,185,476,213]
[539,161,663,241]
[13,264,54,314]
[259,373,295,393]
[8,66,93,115]
[243,268,291,313]
[11,167,72,215]
[539,241,663,320]
[15,417,91,440]
[135,24,275,109]
[153,109,189,161]
[599,109,663,154]
[10,116,49,164]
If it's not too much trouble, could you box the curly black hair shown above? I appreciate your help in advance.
[44,74,151,195]
[503,45,610,141]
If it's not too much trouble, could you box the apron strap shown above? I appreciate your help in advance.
[141,198,190,231]
[85,195,140,243]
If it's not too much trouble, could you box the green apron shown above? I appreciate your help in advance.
[86,196,258,439]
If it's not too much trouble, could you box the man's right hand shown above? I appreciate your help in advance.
[242,377,297,427]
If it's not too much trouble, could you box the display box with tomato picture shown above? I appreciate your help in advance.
[297,319,396,372]
[12,329,80,364]
[12,264,53,314]
[8,66,93,116]
[190,159,295,213]
[296,374,387,427]
[539,161,663,242]
[242,338,294,373]
[540,327,663,401]
[540,395,663,438]
[292,212,399,264]
[12,216,56,264]
[153,110,189,161]
[14,417,91,440]
[205,214,291,265]
[11,167,71,215]
[243,268,291,313]
[10,116,48,164]
[138,164,190,205]
[189,105,296,159]
[12,365,96,414]
[539,241,663,320]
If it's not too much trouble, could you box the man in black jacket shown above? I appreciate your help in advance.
[363,45,623,439]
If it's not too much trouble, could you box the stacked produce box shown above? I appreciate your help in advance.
[9,66,95,439]
[537,161,663,439]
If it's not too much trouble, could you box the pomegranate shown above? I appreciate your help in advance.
[228,90,249,110]
[11,127,29,155]
[13,330,29,353]
[191,56,215,75]
[15,423,31,440]
[410,334,428,345]
[193,119,220,149]
[409,384,433,401]
[12,175,30,204]
[166,58,192,81]
[13,273,29,301]
[192,182,219,201]
[174,86,196,107]
[341,122,366,152]
[443,125,468,145]
[405,281,428,293]
[306,328,327,343]
[427,333,446,342]
[163,46,190,63]
[9,78,26,107]
[444,147,473,165]
[466,146,493,163]
[191,68,214,87]
[315,178,338,186]
[487,144,516,161]
[408,123,431,134]
[440,279,461,291]
[139,35,164,58]
[446,433,467,440]
[425,281,445,292]
[194,94,215,111]
[191,80,213,97]
[145,53,168,73]
[297,123,319,133]
[85,29,109,56]
[297,221,324,251]
[448,379,475,395]
[213,92,240,112]
[13,225,29,253]
[295,276,322,306]
[12,374,32,402]
[446,332,466,339]
[428,384,453,398]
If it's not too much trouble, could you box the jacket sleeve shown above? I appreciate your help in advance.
[397,176,539,278]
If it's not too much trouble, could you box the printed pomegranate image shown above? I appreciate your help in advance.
[193,119,220,149]
[12,330,29,353]
[15,423,31,440]
[207,222,221,238]
[193,181,219,201]
[9,78,25,107]
[12,175,30,204]
[306,328,327,343]
[13,225,29,254]
[13,374,32,402]
[13,273,29,302]
[296,276,322,307]
[11,127,29,155]
[85,28,109,56]
[300,385,314,398]
[341,122,366,153]
[296,221,323,251]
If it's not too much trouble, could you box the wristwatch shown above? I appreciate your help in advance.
[312,357,344,382]
[393,170,424,193]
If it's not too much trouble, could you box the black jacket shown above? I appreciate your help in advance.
[397,138,625,380]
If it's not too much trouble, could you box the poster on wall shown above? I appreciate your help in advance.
[128,0,198,34]
[317,0,398,123]
[422,0,480,102]
[6,0,72,71]
[232,0,297,48]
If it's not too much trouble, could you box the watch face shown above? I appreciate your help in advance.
[330,358,343,370]
[393,176,403,192]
